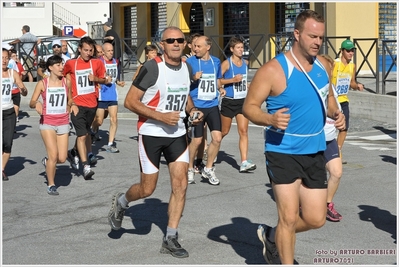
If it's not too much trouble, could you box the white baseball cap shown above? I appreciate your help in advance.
[52,39,62,47]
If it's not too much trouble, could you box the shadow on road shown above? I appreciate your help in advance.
[358,205,397,244]
[108,198,168,239]
[207,217,265,264]
[379,155,397,165]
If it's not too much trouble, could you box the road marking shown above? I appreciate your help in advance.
[346,132,396,151]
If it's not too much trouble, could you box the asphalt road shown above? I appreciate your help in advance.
[2,112,396,265]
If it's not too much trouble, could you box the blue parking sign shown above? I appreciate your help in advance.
[64,26,74,36]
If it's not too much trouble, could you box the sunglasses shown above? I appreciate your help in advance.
[53,45,61,48]
[162,38,185,44]
[344,49,355,53]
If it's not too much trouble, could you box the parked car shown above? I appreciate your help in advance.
[37,36,80,59]
[2,37,53,81]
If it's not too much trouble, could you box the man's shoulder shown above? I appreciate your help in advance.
[210,55,221,63]
[185,55,197,65]
[62,54,70,61]
[143,58,158,69]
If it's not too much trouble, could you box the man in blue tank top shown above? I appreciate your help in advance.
[186,36,225,186]
[243,10,345,264]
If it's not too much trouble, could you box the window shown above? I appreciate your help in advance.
[151,3,167,37]
[3,2,45,7]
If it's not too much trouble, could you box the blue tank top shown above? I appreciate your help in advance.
[186,55,222,108]
[223,57,248,99]
[99,57,118,101]
[264,53,328,154]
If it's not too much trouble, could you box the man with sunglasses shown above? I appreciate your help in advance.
[37,39,70,80]
[108,26,202,258]
[332,39,364,164]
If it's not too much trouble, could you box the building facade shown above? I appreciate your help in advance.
[111,2,397,73]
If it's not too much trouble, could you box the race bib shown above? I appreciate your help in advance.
[105,62,118,84]
[163,84,188,118]
[233,74,247,99]
[2,77,12,104]
[75,67,95,95]
[335,74,351,95]
[198,73,216,100]
[46,87,67,114]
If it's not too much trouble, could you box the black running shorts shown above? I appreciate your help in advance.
[340,101,349,131]
[192,106,221,138]
[265,151,327,189]
[12,92,21,107]
[138,134,188,174]
[220,97,244,118]
[70,106,97,137]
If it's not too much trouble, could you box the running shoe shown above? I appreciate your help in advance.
[327,202,342,221]
[68,149,79,170]
[42,156,48,168]
[91,132,102,143]
[88,154,98,166]
[106,145,119,153]
[203,148,208,162]
[108,192,127,230]
[2,171,9,181]
[239,159,257,172]
[201,167,220,185]
[83,165,94,180]
[194,161,205,174]
[257,224,281,264]
[47,185,59,196]
[188,168,195,184]
[160,235,189,258]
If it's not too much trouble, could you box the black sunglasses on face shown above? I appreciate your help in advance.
[162,38,185,44]
[344,49,355,53]
[53,45,61,48]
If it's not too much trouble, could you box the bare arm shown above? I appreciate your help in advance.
[13,70,27,96]
[9,39,21,45]
[29,80,43,114]
[219,59,243,86]
[37,65,46,79]
[318,56,346,130]
[243,60,290,130]
[124,84,180,126]
[66,74,78,114]
[350,64,364,91]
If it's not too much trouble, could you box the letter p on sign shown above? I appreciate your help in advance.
[64,26,74,36]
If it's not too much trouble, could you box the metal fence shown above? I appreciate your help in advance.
[381,40,397,95]
[8,35,396,95]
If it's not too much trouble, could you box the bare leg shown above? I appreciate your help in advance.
[272,180,327,264]
[236,114,249,162]
[205,130,222,169]
[167,161,188,228]
[326,158,342,203]
[76,135,88,163]
[107,105,118,144]
[188,136,202,169]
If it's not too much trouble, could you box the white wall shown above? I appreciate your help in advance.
[56,2,110,34]
[1,2,109,40]
[1,2,53,39]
